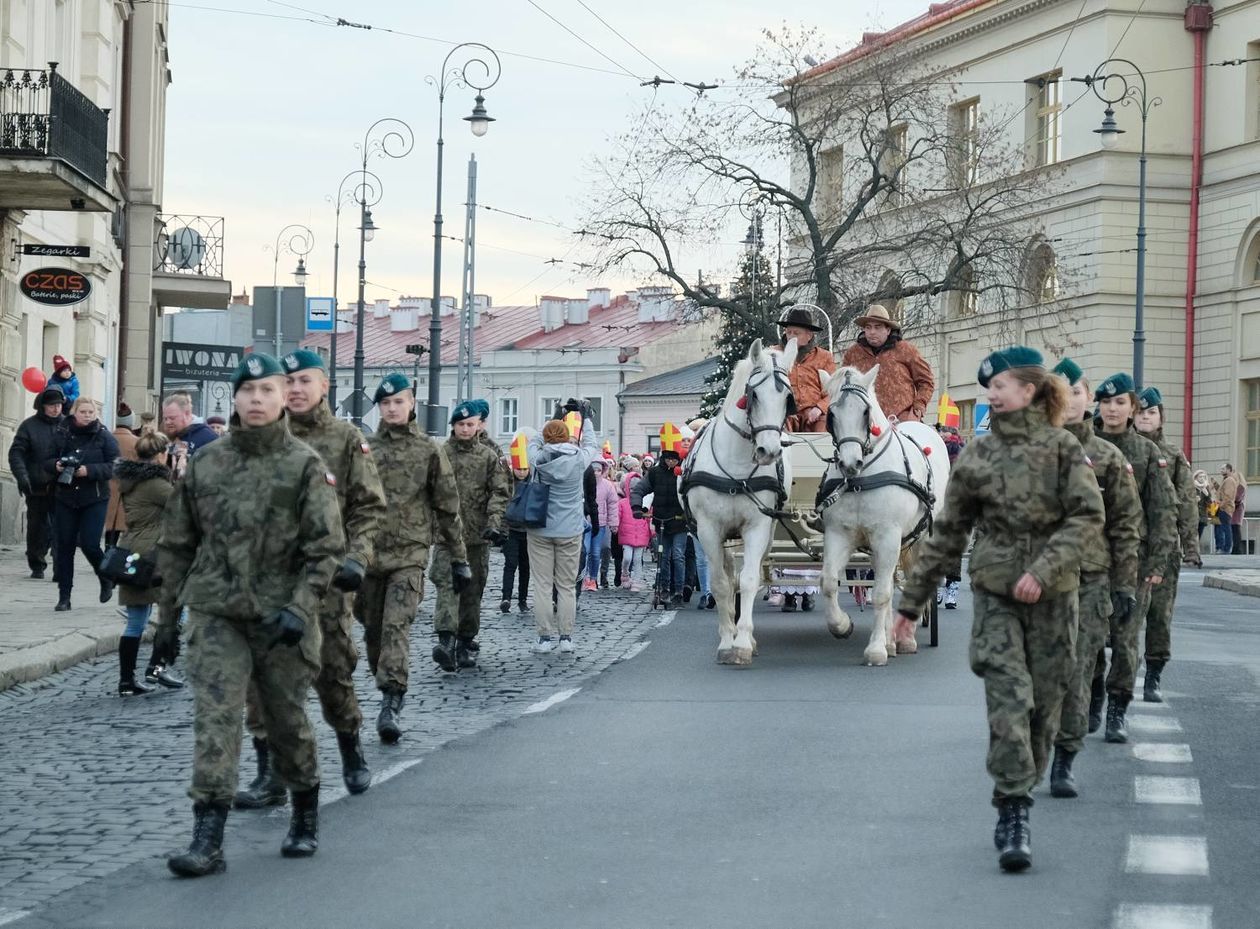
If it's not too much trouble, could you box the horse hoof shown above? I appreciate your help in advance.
[751,637,759,656]
[717,648,737,665]
[863,649,889,667]
[732,647,754,666]
[896,638,918,655]
[828,619,854,639]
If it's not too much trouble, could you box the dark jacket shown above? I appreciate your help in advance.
[584,465,599,532]
[116,459,173,607]
[9,408,64,495]
[631,459,687,531]
[47,420,120,509]
[176,421,220,457]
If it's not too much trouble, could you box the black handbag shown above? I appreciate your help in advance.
[100,545,159,588]
[506,476,550,528]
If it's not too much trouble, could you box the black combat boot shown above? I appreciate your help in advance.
[801,593,815,612]
[234,738,287,809]
[335,730,371,795]
[1105,697,1129,744]
[280,785,319,858]
[377,691,404,744]
[432,632,458,672]
[1143,660,1165,703]
[997,797,1032,872]
[117,636,154,696]
[455,636,479,669]
[1049,747,1078,798]
[499,598,511,613]
[168,801,229,877]
[1087,675,1106,734]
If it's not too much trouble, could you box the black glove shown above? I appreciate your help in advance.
[563,398,582,414]
[16,480,31,498]
[262,608,305,650]
[332,557,366,592]
[151,622,179,667]
[451,561,473,594]
[481,527,505,546]
[632,506,646,520]
[1110,592,1137,626]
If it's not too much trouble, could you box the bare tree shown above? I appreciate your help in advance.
[579,27,1074,339]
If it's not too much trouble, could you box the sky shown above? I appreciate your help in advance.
[162,0,931,310]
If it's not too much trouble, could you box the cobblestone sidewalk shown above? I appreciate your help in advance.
[0,556,668,920]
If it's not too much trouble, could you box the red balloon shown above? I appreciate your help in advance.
[21,367,46,394]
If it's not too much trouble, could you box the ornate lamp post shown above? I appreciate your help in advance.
[326,168,382,413]
[349,118,414,426]
[267,224,314,357]
[424,43,501,435]
[1074,59,1161,389]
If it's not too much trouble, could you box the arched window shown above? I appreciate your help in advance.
[1023,239,1059,304]
[949,263,978,318]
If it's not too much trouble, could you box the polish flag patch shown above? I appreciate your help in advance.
[1158,457,1169,469]
[1083,455,1094,469]
[360,442,371,455]
[325,472,337,486]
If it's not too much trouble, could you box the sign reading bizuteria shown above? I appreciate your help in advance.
[161,342,244,381]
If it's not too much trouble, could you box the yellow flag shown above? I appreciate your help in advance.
[563,410,583,440]
[660,421,682,453]
[509,432,529,470]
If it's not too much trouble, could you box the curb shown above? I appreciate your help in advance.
[0,629,125,692]
[1203,571,1260,599]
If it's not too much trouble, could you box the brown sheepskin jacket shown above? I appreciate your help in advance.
[839,334,935,422]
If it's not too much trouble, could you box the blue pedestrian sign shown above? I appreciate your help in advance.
[974,403,991,435]
[306,296,335,332]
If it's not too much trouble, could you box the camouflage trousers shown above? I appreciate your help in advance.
[1055,574,1111,754]
[1094,576,1155,703]
[245,591,362,739]
[354,566,424,694]
[185,610,321,805]
[432,544,490,638]
[969,589,1077,801]
[1142,553,1182,664]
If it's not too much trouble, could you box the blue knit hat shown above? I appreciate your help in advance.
[1094,372,1136,402]
[977,346,1044,388]
[231,353,286,393]
[373,372,413,404]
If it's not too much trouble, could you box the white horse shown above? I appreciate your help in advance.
[682,338,799,666]
[815,365,950,666]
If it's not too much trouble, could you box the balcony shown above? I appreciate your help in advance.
[153,214,232,310]
[0,64,113,212]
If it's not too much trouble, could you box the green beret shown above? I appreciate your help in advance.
[281,348,327,375]
[977,346,1044,388]
[1138,386,1163,410]
[469,399,490,421]
[1094,372,1135,401]
[373,372,413,404]
[231,353,286,393]
[1051,358,1083,386]
[450,402,478,425]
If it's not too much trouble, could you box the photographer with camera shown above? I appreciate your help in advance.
[47,397,120,612]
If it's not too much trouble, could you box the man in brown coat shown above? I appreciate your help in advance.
[105,403,139,546]
[839,304,935,422]
[775,306,835,432]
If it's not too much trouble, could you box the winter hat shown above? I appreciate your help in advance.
[1051,358,1084,386]
[450,401,478,425]
[373,372,412,404]
[590,458,609,472]
[116,402,136,430]
[206,415,227,426]
[620,454,640,471]
[1094,372,1136,402]
[52,354,72,374]
[34,385,64,410]
[542,420,570,444]
[281,348,327,374]
[977,346,1043,388]
[230,353,286,393]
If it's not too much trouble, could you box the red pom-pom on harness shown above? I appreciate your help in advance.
[673,466,683,476]
[869,424,882,437]
[922,446,932,455]
[735,396,747,410]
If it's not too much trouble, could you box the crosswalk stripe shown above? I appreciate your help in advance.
[1127,715,1184,734]
[1124,836,1209,876]
[1134,776,1202,805]
[1132,743,1194,764]
[1113,904,1212,929]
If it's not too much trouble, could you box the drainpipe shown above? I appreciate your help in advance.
[1183,2,1213,458]
[116,11,133,407]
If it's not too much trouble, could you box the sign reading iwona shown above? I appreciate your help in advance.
[161,342,243,381]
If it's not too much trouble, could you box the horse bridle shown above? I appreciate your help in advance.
[827,370,878,459]
[724,353,797,443]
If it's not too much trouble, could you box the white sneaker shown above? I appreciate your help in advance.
[532,637,555,654]
[558,637,575,653]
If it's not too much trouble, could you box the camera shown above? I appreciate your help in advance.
[56,454,81,486]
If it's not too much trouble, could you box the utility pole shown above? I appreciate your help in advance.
[456,154,479,401]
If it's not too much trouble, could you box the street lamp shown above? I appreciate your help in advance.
[326,167,383,413]
[350,117,414,426]
[1074,58,1162,389]
[267,224,314,357]
[424,42,502,436]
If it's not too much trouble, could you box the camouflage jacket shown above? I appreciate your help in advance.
[1064,420,1142,595]
[369,418,466,573]
[1144,427,1199,558]
[156,414,344,628]
[901,406,1104,613]
[1094,425,1179,578]
[288,400,386,568]
[442,435,509,547]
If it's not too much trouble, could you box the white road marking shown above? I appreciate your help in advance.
[1124,836,1209,876]
[1132,743,1194,764]
[1129,699,1173,712]
[1134,776,1202,806]
[1114,904,1212,929]
[1127,715,1184,734]
[0,910,31,927]
[619,640,651,661]
[654,613,675,627]
[523,688,581,715]
[321,757,424,805]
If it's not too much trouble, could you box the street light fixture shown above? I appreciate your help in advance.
[326,167,383,413]
[424,42,502,436]
[267,223,314,357]
[350,117,414,426]
[1074,58,1161,389]
[293,258,309,285]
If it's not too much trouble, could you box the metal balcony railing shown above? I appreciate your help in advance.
[154,214,225,278]
[0,64,109,187]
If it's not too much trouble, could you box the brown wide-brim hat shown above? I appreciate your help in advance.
[854,304,901,330]
[777,307,823,333]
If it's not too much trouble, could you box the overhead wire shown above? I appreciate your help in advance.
[523,0,643,80]
[573,0,680,84]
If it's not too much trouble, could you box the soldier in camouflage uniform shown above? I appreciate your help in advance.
[431,401,510,671]
[158,353,344,877]
[1047,360,1142,800]
[898,347,1104,873]
[1134,385,1201,703]
[1091,373,1179,743]
[354,373,471,743]
[234,350,386,808]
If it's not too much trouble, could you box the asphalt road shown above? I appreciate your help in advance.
[13,573,1260,929]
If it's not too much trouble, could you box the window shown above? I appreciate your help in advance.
[949,264,978,319]
[1024,240,1060,303]
[881,124,909,204]
[957,399,976,440]
[540,396,561,424]
[498,397,519,436]
[647,434,661,454]
[949,98,980,186]
[586,396,604,431]
[1027,71,1062,167]
[1247,41,1260,140]
[818,145,843,220]
[1247,381,1260,482]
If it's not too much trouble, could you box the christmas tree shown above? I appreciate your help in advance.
[700,222,779,418]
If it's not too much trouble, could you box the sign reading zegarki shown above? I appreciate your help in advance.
[21,244,91,258]
[20,267,92,306]
[161,342,244,381]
